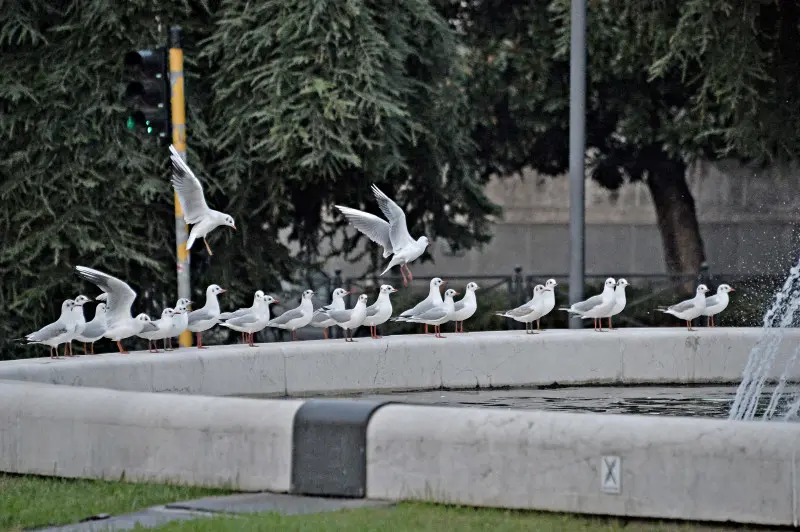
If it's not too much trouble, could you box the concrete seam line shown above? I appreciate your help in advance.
[793,445,798,527]
[290,399,394,498]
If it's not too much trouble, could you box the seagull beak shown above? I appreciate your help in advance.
[454,292,461,296]
[218,289,227,294]
[273,299,280,303]
[231,225,237,231]
[391,288,399,293]
[728,288,735,292]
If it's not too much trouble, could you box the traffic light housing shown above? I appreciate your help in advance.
[124,48,170,144]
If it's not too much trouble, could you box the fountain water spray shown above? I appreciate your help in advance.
[728,263,800,420]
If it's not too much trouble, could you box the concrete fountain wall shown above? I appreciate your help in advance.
[1,328,799,527]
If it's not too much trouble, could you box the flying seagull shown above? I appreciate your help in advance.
[335,184,429,286]
[170,145,236,256]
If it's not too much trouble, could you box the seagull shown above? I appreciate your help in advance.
[495,285,548,334]
[24,299,77,359]
[394,288,458,338]
[702,284,735,327]
[74,302,107,355]
[219,290,266,343]
[187,284,226,349]
[451,282,480,333]
[363,284,398,339]
[325,294,369,342]
[65,295,91,356]
[657,284,709,331]
[560,278,617,332]
[220,294,278,346]
[335,184,430,286]
[607,278,629,330]
[309,287,354,339]
[536,278,558,330]
[137,308,178,353]
[398,277,446,334]
[74,266,158,353]
[166,299,191,350]
[170,145,236,256]
[267,289,315,341]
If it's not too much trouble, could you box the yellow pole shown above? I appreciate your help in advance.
[169,27,192,348]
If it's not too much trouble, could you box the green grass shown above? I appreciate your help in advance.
[151,502,759,532]
[0,473,230,531]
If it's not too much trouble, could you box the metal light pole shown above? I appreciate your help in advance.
[169,26,192,347]
[568,0,587,329]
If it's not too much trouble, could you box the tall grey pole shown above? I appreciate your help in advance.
[568,0,586,329]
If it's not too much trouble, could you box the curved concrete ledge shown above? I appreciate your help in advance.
[0,380,301,491]
[0,328,799,396]
[367,404,800,527]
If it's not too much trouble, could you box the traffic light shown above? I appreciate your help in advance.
[123,48,170,144]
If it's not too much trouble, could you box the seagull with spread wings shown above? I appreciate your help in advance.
[75,266,158,354]
[335,184,429,286]
[170,145,236,256]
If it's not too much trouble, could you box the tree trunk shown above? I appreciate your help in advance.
[645,155,706,291]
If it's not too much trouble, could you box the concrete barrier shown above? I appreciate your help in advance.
[1,328,799,395]
[0,380,301,491]
[366,404,800,527]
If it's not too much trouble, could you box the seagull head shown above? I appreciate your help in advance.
[466,282,479,292]
[223,214,236,230]
[254,290,265,299]
[697,284,709,294]
[616,279,629,289]
[444,288,458,299]
[357,294,369,304]
[332,288,352,299]
[264,295,279,304]
[604,278,617,289]
[62,299,76,311]
[533,284,545,296]
[96,303,107,314]
[381,284,398,294]
[73,295,90,306]
[174,302,188,314]
[161,308,175,318]
[302,289,315,300]
[208,284,226,296]
[417,236,430,248]
[717,284,734,294]
[135,313,152,323]
[545,278,558,290]
[431,277,444,288]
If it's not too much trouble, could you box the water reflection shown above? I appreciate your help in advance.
[351,385,800,419]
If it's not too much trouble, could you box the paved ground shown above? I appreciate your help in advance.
[36,492,393,531]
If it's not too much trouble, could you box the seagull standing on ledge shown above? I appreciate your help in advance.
[451,282,480,333]
[658,284,709,331]
[24,299,77,359]
[75,266,158,353]
[397,277,446,334]
[74,302,107,355]
[170,145,236,256]
[326,294,369,342]
[496,285,547,334]
[335,184,429,286]
[363,285,398,339]
[394,288,458,338]
[702,284,735,327]
[267,289,315,341]
[607,278,629,330]
[187,284,227,348]
[310,287,354,339]
[560,278,617,332]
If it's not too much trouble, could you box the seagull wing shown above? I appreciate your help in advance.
[326,309,353,323]
[572,294,604,313]
[170,145,211,224]
[704,294,720,307]
[27,321,68,342]
[335,205,393,257]
[408,305,448,322]
[270,308,304,325]
[668,298,697,313]
[188,307,216,325]
[371,185,415,250]
[225,313,259,327]
[75,266,136,329]
[365,303,380,318]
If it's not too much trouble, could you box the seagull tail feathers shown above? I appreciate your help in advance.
[186,233,197,250]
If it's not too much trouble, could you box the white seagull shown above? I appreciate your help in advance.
[137,308,178,353]
[451,282,480,333]
[170,145,236,256]
[657,284,709,331]
[495,285,549,334]
[267,289,315,341]
[65,294,91,357]
[187,284,227,349]
[219,290,266,343]
[394,288,458,338]
[398,277,446,334]
[309,287,354,339]
[75,266,158,354]
[335,184,429,286]
[220,294,278,346]
[166,299,191,350]
[560,277,617,332]
[74,302,107,355]
[701,284,735,327]
[607,278,629,330]
[24,299,78,359]
[326,294,369,342]
[363,284,398,339]
[535,278,558,330]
